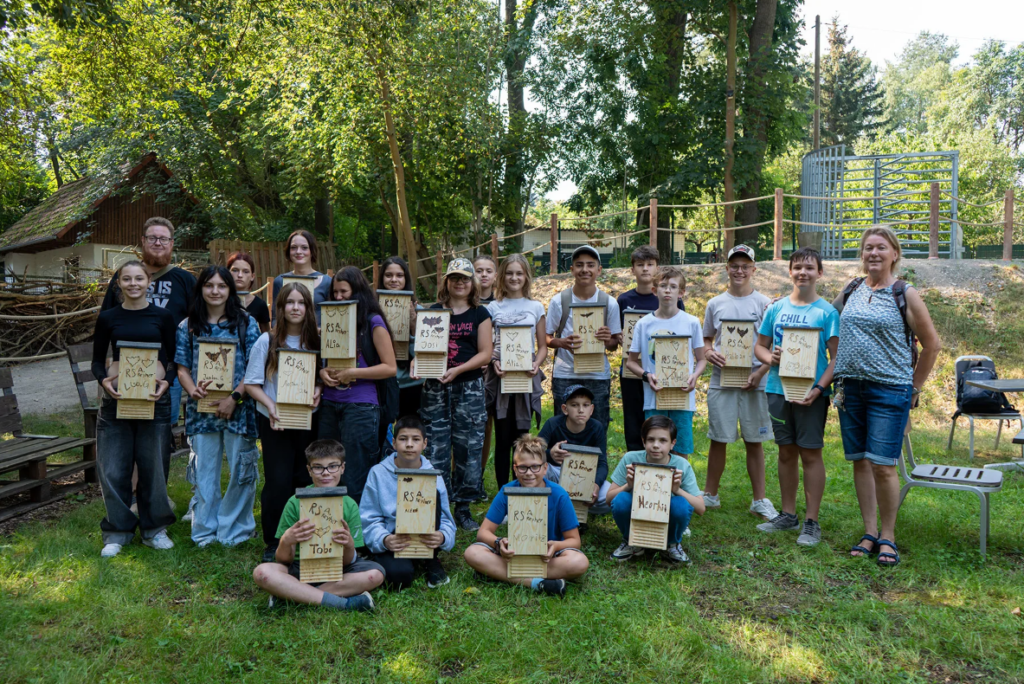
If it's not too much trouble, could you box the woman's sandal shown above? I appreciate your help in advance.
[850,534,879,558]
[876,539,900,568]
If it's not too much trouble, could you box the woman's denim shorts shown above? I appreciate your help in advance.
[836,378,912,466]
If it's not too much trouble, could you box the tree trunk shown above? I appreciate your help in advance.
[723,0,737,250]
[376,67,419,283]
[503,0,539,251]
[47,135,63,188]
[734,0,779,246]
[314,196,334,242]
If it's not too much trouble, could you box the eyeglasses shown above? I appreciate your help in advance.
[143,236,172,245]
[514,463,543,474]
[727,264,753,272]
[310,463,342,475]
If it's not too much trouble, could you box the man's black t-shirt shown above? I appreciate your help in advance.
[429,303,491,383]
[101,265,196,326]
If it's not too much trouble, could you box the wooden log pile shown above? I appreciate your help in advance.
[0,282,103,363]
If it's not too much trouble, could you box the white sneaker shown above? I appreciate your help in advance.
[703,492,721,508]
[664,543,690,563]
[143,530,174,550]
[749,498,779,521]
[683,526,692,537]
[167,495,176,511]
[101,543,122,558]
[610,541,646,561]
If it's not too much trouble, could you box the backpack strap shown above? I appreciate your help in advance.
[891,280,912,350]
[555,288,610,336]
[837,277,865,312]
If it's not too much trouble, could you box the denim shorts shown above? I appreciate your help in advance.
[835,378,912,466]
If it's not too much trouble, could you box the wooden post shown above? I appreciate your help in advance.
[649,198,658,248]
[435,250,443,293]
[1004,189,1015,261]
[774,188,784,260]
[550,212,558,274]
[372,259,379,287]
[491,233,499,259]
[929,182,940,259]
[723,0,737,251]
[813,15,821,150]
[266,277,274,310]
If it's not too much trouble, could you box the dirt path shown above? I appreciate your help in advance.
[9,356,92,416]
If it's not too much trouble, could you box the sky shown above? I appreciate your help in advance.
[547,0,1023,202]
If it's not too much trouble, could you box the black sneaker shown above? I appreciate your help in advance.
[424,559,450,588]
[261,544,279,563]
[539,579,567,597]
[454,507,479,531]
[578,523,589,536]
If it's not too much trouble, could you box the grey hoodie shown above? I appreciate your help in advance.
[359,453,457,555]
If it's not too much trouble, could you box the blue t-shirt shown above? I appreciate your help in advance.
[758,297,840,396]
[484,478,579,540]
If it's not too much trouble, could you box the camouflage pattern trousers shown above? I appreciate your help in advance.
[420,376,487,505]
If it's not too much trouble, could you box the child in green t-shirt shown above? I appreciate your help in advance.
[607,415,705,564]
[252,440,384,611]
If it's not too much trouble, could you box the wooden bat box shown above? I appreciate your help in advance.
[778,326,821,402]
[394,468,441,559]
[295,486,348,583]
[560,444,602,523]
[621,309,653,379]
[275,348,317,430]
[628,462,674,550]
[498,324,534,394]
[652,334,691,410]
[321,301,358,369]
[377,290,413,361]
[506,486,550,579]
[719,318,757,388]
[570,303,605,374]
[281,274,319,298]
[414,308,451,380]
[196,337,237,414]
[115,341,161,420]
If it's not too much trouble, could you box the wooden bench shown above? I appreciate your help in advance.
[0,367,97,522]
[67,343,188,458]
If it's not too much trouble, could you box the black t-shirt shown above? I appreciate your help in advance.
[246,295,270,328]
[91,304,178,381]
[616,288,684,327]
[430,303,491,383]
[101,266,196,327]
[536,414,609,485]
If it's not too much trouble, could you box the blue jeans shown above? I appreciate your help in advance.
[644,409,695,455]
[552,377,611,431]
[169,376,182,426]
[318,400,381,504]
[190,432,260,546]
[836,378,912,466]
[610,491,693,545]
[97,395,175,545]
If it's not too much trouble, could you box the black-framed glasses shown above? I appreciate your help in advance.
[514,464,543,474]
[310,463,342,475]
[143,236,172,245]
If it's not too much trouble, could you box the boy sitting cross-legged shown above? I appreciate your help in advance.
[252,440,385,611]
[360,416,457,590]
[463,434,589,597]
[607,415,706,564]
[538,384,610,517]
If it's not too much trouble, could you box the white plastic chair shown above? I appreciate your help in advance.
[947,355,1024,459]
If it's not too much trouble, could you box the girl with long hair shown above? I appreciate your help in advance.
[91,260,177,557]
[227,251,270,333]
[378,256,423,419]
[319,267,397,503]
[272,230,332,324]
[244,283,323,560]
[175,266,262,547]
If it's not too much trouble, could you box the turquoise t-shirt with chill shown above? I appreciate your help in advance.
[758,297,840,396]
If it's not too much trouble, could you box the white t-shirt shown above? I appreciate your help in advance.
[629,310,704,411]
[545,289,622,380]
[702,290,772,390]
[243,333,318,418]
[487,297,546,353]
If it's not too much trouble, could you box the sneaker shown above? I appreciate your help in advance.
[756,511,800,533]
[143,530,174,550]
[182,510,193,523]
[196,538,216,549]
[539,579,567,597]
[749,498,779,521]
[663,543,690,563]
[344,591,376,612]
[703,492,721,508]
[101,543,123,558]
[578,523,589,536]
[454,507,480,532]
[424,559,450,588]
[610,541,645,561]
[167,495,176,512]
[262,544,279,563]
[796,519,822,547]
[683,526,692,537]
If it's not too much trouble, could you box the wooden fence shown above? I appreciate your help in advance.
[207,239,343,287]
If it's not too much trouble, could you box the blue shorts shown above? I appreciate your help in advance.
[836,378,912,466]
[644,409,694,455]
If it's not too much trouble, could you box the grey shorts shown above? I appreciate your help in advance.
[470,541,583,558]
[767,393,829,449]
[706,388,773,444]
[287,553,385,586]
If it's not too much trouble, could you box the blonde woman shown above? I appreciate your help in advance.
[485,254,547,487]
[831,226,940,568]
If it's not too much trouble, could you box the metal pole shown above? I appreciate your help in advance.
[929,182,940,259]
[813,15,821,150]
[550,213,558,274]
[1004,190,1015,261]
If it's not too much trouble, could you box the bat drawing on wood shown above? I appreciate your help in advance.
[578,311,594,318]
[422,316,444,327]
[736,328,749,338]
[726,325,735,333]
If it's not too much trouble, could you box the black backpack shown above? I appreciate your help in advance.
[840,277,919,369]
[360,323,400,428]
[955,360,1014,415]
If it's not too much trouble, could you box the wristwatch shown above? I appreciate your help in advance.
[493,537,504,553]
[230,391,243,403]
[812,384,825,394]
[641,371,650,383]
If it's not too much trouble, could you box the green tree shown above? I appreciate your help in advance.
[819,18,882,147]
[882,32,958,134]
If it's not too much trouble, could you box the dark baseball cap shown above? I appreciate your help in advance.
[562,384,595,404]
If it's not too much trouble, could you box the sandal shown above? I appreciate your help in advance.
[876,539,900,568]
[850,534,879,558]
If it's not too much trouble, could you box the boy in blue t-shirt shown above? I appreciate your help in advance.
[463,434,589,596]
[607,415,706,564]
[753,247,840,547]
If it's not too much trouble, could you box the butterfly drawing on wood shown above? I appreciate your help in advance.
[422,316,444,327]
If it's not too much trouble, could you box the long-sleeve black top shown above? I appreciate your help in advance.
[91,304,178,381]
[537,414,609,485]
